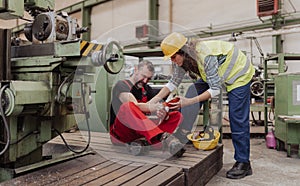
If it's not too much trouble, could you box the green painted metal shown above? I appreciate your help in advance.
[274,73,300,157]
[82,6,92,41]
[54,41,81,57]
[0,0,24,19]
[275,73,300,116]
[263,53,300,134]
[38,120,52,143]
[0,40,100,181]
[24,0,54,10]
[0,168,14,182]
[93,69,109,131]
[148,0,159,48]
[11,81,50,105]
[59,0,113,14]
[12,0,113,34]
[88,68,119,132]
[0,1,125,180]
[273,35,283,53]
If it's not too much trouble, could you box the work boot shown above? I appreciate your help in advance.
[226,161,253,179]
[126,139,150,156]
[173,128,191,144]
[161,133,186,158]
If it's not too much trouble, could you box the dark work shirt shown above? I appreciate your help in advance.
[109,79,156,126]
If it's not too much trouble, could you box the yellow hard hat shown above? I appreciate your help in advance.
[161,32,187,60]
[187,127,220,150]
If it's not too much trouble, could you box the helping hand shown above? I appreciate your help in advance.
[165,96,193,109]
[164,96,181,110]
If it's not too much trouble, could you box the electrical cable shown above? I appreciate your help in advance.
[10,131,38,145]
[0,84,10,156]
[57,71,75,104]
[53,82,91,154]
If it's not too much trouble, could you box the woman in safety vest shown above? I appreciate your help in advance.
[150,32,255,179]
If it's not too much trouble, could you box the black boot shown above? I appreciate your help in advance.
[126,139,150,156]
[226,161,253,179]
[173,128,191,144]
[161,133,186,158]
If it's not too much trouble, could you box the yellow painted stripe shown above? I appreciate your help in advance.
[80,41,88,50]
[82,43,95,56]
[94,44,103,51]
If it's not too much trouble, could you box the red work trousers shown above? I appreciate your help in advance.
[110,102,183,145]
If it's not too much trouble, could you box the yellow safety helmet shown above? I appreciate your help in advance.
[161,32,187,60]
[187,126,220,150]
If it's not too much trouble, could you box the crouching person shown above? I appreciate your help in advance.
[109,60,185,157]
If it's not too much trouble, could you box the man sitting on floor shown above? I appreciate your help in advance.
[109,60,185,157]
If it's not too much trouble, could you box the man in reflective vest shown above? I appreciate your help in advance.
[151,32,255,179]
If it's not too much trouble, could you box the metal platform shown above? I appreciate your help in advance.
[1,132,223,186]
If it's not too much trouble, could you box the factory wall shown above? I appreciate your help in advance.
[68,0,300,71]
[284,32,300,72]
[0,0,299,71]
[90,0,148,44]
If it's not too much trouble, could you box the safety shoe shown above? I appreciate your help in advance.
[126,139,150,156]
[174,128,191,144]
[226,161,253,179]
[161,133,186,158]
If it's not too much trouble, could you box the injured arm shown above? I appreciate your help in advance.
[119,92,163,113]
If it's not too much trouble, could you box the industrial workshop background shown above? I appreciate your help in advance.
[1,0,300,131]
[1,0,300,184]
[2,0,300,67]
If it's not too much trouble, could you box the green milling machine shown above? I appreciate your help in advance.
[0,0,124,181]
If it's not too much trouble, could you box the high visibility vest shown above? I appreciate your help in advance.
[195,40,255,92]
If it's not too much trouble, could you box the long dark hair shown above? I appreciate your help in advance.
[177,40,200,80]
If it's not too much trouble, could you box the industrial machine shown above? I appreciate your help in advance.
[0,0,124,181]
[262,53,300,157]
[274,72,300,157]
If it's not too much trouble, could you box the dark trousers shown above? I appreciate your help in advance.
[228,82,251,163]
[181,79,251,162]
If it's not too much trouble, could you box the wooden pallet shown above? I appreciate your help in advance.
[1,132,223,186]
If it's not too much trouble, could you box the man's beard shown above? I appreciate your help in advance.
[135,80,144,89]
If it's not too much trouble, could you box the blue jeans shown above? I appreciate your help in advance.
[228,82,251,163]
[180,79,251,163]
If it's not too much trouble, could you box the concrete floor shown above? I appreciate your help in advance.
[207,138,300,186]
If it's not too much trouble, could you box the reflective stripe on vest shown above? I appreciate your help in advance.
[222,47,250,85]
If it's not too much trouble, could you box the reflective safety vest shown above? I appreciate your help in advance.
[195,40,255,92]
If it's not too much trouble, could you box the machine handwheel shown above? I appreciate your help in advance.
[250,81,264,97]
[1,86,15,116]
[102,40,124,74]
